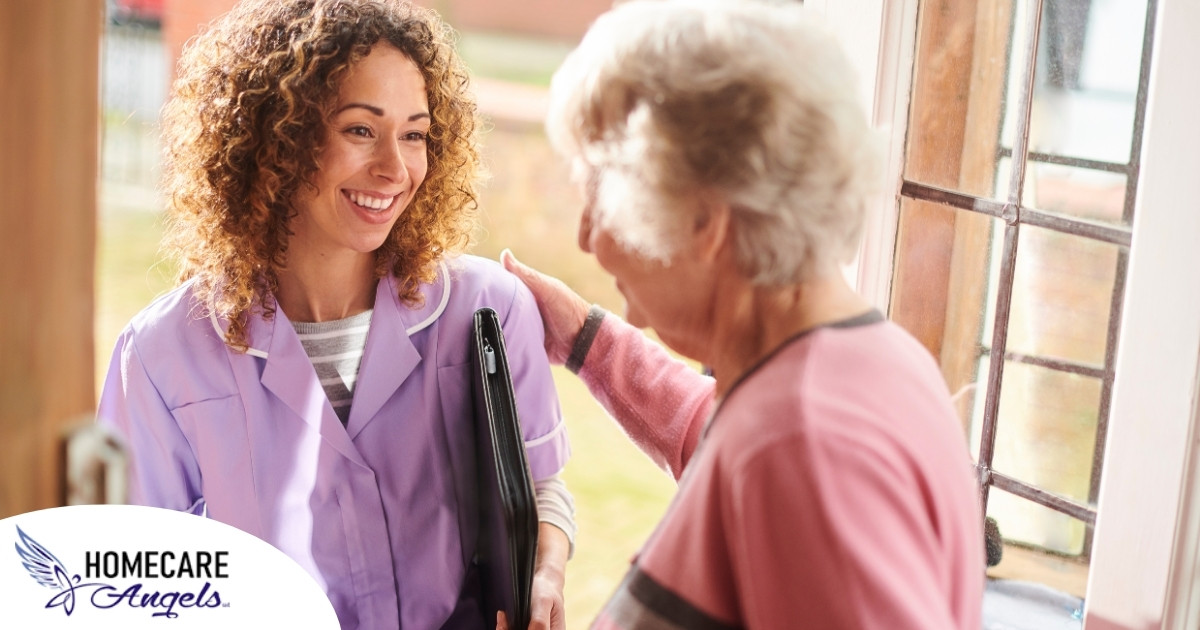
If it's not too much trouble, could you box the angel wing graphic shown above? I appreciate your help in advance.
[15,526,80,615]
[15,526,70,589]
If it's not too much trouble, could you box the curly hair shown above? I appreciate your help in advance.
[161,0,480,351]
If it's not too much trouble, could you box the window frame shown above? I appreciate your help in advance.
[1082,0,1200,626]
[815,0,1200,625]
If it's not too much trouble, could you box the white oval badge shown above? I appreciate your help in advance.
[0,504,339,629]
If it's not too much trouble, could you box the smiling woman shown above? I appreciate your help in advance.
[281,45,432,322]
[94,1,575,629]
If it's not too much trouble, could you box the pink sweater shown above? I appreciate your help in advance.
[578,312,984,629]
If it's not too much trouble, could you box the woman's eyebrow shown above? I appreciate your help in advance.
[334,102,431,122]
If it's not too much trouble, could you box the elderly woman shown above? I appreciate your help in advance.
[502,0,983,628]
[97,1,573,628]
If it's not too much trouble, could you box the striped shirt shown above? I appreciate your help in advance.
[292,309,373,426]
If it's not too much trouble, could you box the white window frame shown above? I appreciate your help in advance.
[1084,0,1200,626]
[814,0,1200,626]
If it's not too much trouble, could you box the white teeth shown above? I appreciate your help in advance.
[348,191,395,210]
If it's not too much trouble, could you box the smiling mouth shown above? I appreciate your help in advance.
[347,190,396,211]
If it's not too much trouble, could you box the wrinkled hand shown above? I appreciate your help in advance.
[501,249,591,366]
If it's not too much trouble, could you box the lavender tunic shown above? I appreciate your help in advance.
[97,255,570,629]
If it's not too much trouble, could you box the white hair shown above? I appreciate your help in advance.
[546,0,882,284]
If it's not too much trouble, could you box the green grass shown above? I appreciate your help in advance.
[553,371,675,625]
[94,184,174,392]
[97,123,675,628]
[457,31,574,87]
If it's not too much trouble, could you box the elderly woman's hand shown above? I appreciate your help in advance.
[502,249,590,366]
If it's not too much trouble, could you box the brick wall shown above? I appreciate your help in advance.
[161,0,238,79]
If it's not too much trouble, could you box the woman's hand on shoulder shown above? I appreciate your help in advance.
[501,249,590,366]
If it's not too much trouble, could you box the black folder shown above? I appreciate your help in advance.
[471,307,539,630]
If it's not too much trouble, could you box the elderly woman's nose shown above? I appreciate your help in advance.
[578,206,595,253]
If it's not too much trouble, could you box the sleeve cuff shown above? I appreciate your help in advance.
[565,304,607,374]
[535,475,577,559]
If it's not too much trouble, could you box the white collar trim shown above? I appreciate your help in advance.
[209,261,451,359]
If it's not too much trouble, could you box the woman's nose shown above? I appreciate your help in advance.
[371,140,406,182]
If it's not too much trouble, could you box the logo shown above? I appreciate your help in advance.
[14,526,225,619]
[1,505,339,628]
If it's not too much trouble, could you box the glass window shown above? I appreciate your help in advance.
[892,0,1155,596]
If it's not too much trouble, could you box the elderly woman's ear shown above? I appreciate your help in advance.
[690,197,732,266]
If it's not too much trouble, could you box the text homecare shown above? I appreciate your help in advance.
[85,551,229,580]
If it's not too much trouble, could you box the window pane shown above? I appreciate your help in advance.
[1026,0,1149,166]
[903,0,1016,199]
[986,490,1089,593]
[890,197,999,434]
[1007,224,1121,366]
[1024,161,1129,226]
[988,360,1101,555]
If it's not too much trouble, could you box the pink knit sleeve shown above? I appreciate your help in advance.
[575,314,715,480]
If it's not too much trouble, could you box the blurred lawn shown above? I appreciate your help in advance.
[96,122,676,628]
[458,31,573,87]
